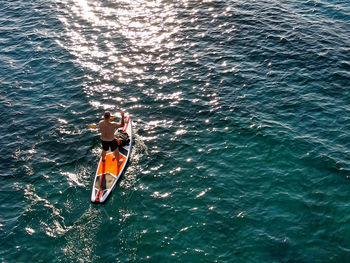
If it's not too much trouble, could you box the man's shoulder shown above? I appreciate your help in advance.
[113,121,123,126]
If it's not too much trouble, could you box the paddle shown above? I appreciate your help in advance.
[88,116,117,130]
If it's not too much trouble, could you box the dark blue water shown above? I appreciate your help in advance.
[1,0,350,262]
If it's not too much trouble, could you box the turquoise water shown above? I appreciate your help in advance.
[1,0,350,262]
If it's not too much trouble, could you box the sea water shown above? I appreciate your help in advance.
[0,0,350,262]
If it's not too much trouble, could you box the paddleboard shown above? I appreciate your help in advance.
[91,114,132,203]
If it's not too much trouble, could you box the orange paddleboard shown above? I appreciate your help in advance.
[91,115,132,203]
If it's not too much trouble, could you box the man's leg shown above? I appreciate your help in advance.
[113,148,123,166]
[101,149,107,161]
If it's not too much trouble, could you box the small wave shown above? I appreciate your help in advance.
[61,171,85,187]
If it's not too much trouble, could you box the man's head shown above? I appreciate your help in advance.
[104,111,111,119]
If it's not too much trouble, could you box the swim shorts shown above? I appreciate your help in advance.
[101,139,119,151]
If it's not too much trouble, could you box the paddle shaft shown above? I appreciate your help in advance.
[88,116,118,129]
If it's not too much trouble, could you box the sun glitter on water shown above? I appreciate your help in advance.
[56,0,180,92]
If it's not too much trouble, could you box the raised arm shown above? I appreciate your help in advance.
[120,111,125,128]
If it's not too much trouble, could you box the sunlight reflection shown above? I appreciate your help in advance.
[56,0,180,89]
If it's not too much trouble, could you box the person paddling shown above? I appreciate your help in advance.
[99,110,125,166]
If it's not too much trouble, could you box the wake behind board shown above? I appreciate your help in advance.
[91,114,132,203]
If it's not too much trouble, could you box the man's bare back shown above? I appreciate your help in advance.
[99,120,121,141]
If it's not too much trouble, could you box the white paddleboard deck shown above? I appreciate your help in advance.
[91,114,132,203]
